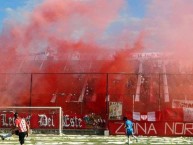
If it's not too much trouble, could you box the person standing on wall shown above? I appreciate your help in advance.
[123,116,138,144]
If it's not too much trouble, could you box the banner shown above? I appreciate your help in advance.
[64,113,106,129]
[172,99,193,108]
[109,120,193,136]
[0,112,59,129]
[133,111,161,122]
[0,112,106,130]
[109,102,122,120]
[132,52,162,59]
[147,112,156,121]
[133,112,140,121]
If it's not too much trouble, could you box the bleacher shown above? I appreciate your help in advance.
[0,52,192,124]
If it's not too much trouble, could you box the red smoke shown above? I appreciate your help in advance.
[0,0,142,109]
[2,0,191,115]
[139,0,193,109]
[145,0,193,61]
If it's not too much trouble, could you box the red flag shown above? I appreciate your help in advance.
[163,108,183,122]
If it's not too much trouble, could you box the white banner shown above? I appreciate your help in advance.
[133,112,156,121]
[132,52,162,59]
[172,99,193,108]
[147,112,156,121]
[133,112,140,121]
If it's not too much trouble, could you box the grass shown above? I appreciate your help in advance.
[0,134,192,144]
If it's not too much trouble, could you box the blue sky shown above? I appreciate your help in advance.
[127,0,147,18]
[0,0,147,32]
[1,0,193,55]
[0,0,26,30]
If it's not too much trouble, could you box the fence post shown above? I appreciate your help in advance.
[105,73,109,135]
[30,73,33,107]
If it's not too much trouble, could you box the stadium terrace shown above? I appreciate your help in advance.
[0,52,193,136]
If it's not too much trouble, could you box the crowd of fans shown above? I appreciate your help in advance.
[1,58,193,113]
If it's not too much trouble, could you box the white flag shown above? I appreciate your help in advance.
[133,112,140,121]
[148,112,156,121]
